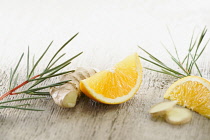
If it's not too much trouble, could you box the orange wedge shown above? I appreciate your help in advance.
[80,53,143,104]
[164,76,210,118]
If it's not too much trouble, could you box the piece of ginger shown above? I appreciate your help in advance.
[165,107,192,125]
[149,101,192,125]
[149,101,177,117]
[50,67,98,108]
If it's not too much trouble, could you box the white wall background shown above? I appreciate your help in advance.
[0,0,209,71]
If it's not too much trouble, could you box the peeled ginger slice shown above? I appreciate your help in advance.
[149,101,177,116]
[165,107,192,125]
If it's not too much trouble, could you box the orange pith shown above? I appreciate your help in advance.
[80,53,142,104]
[164,76,210,118]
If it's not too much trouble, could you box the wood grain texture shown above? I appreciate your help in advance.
[1,69,210,140]
[0,1,210,140]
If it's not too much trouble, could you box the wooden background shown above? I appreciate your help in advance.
[0,1,210,140]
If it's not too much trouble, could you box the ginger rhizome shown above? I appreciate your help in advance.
[149,101,192,125]
[165,107,192,125]
[50,67,98,108]
[149,101,177,117]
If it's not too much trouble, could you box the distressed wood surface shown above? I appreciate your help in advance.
[0,1,210,140]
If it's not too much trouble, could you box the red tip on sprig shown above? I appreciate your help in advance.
[0,75,40,100]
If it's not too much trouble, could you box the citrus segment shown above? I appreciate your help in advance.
[80,53,143,104]
[164,76,210,118]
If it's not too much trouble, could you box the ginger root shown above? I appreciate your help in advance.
[149,101,192,125]
[50,67,98,108]
[165,107,192,125]
[149,101,177,117]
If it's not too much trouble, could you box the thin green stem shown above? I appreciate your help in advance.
[12,74,19,89]
[48,53,66,69]
[139,56,185,76]
[27,46,30,78]
[139,27,209,78]
[162,44,190,76]
[167,26,181,62]
[27,92,50,95]
[9,53,24,90]
[0,106,44,111]
[46,33,79,69]
[28,41,53,78]
[0,97,45,104]
[29,61,71,89]
[18,80,70,94]
[144,67,181,78]
[28,70,74,82]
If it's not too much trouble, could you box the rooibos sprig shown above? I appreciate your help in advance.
[0,33,82,111]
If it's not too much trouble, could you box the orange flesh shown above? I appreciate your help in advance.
[83,55,139,99]
[168,81,210,118]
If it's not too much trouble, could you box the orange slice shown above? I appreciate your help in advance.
[80,53,143,104]
[164,76,210,118]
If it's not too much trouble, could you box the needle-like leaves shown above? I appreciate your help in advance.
[162,45,190,76]
[28,70,74,82]
[27,46,30,78]
[139,28,209,78]
[1,33,81,111]
[46,32,79,69]
[29,52,82,89]
[167,26,181,62]
[26,92,50,96]
[19,80,71,94]
[0,97,46,111]
[47,53,66,69]
[0,106,44,111]
[138,46,185,76]
[12,74,19,89]
[28,41,53,78]
[0,97,45,104]
[9,53,24,90]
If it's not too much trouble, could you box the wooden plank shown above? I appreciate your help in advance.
[0,66,210,140]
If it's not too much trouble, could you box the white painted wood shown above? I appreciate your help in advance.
[0,1,210,140]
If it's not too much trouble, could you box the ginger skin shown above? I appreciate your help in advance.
[50,67,98,108]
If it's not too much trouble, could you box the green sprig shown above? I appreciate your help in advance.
[9,53,24,90]
[139,28,209,78]
[0,33,81,111]
[0,97,46,111]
